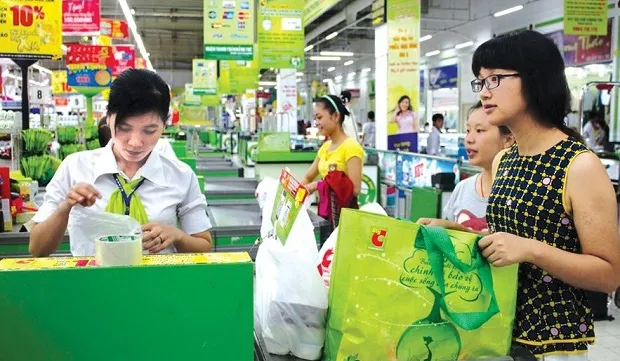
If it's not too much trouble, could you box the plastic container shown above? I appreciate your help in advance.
[95,235,143,267]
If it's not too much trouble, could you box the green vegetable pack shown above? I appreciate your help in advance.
[325,209,519,361]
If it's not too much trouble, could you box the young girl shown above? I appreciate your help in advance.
[472,30,620,360]
[418,102,513,232]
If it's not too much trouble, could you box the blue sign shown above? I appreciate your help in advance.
[396,153,458,188]
[67,68,112,88]
[388,133,418,153]
[429,64,458,90]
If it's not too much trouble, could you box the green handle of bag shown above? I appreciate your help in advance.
[414,226,499,330]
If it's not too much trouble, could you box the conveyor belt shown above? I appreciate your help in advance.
[197,164,244,178]
[0,231,71,258]
[205,178,258,201]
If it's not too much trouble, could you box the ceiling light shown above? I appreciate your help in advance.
[425,50,440,56]
[304,44,314,52]
[420,35,432,42]
[322,79,331,83]
[130,7,136,15]
[258,81,277,86]
[362,68,371,73]
[309,56,341,61]
[494,5,523,17]
[325,31,338,40]
[455,41,474,49]
[296,72,304,76]
[327,67,335,72]
[334,75,343,81]
[118,0,153,69]
[296,78,302,83]
[320,51,354,57]
[258,86,264,91]
[344,60,354,66]
[348,72,356,77]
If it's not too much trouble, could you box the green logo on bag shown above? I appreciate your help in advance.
[358,174,376,206]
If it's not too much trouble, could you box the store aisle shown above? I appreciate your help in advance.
[590,303,620,361]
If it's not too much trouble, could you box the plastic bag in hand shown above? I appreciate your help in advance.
[255,203,328,360]
[69,206,142,256]
[316,202,388,288]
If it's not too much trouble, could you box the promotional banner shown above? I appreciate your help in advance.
[303,0,338,25]
[100,18,129,39]
[546,19,612,66]
[65,45,112,88]
[51,71,74,94]
[386,0,420,152]
[192,59,218,95]
[396,153,458,189]
[62,0,100,35]
[203,0,255,60]
[564,0,608,36]
[0,0,63,59]
[110,45,136,76]
[226,60,258,94]
[429,64,458,90]
[257,0,305,70]
[277,69,297,133]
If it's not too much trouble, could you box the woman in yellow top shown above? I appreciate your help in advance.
[301,95,364,196]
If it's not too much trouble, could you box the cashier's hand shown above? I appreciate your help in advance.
[305,181,318,194]
[65,183,102,208]
[478,232,535,267]
[142,223,185,254]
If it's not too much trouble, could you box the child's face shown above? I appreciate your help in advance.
[465,108,510,169]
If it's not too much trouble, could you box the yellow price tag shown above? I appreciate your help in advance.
[0,0,63,59]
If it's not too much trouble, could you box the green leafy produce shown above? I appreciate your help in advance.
[21,155,54,181]
[57,126,81,145]
[21,129,54,155]
[59,144,86,159]
[83,123,98,141]
[86,139,100,150]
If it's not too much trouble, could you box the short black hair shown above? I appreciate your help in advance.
[468,101,511,136]
[472,30,581,141]
[316,95,350,124]
[368,111,375,120]
[98,116,112,147]
[432,113,444,123]
[340,90,352,103]
[107,69,170,128]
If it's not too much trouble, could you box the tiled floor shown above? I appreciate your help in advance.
[589,303,620,361]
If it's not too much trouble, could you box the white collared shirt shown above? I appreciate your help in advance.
[155,138,177,159]
[32,140,211,256]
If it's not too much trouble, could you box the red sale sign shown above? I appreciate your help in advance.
[110,45,136,76]
[100,18,129,39]
[62,0,101,35]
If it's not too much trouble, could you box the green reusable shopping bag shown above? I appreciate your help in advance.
[325,209,519,361]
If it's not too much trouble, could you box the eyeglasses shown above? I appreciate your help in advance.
[470,73,520,93]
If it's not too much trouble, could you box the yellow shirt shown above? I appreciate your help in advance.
[317,138,365,178]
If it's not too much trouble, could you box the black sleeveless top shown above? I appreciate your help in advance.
[486,138,594,357]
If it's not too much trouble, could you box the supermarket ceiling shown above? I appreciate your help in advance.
[39,0,546,72]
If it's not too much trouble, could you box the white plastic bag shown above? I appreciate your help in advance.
[69,206,142,256]
[315,202,388,288]
[255,186,328,360]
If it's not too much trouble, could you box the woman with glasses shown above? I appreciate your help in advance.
[470,31,620,361]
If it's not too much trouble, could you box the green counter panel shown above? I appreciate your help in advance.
[198,170,241,178]
[172,141,188,158]
[206,194,256,202]
[255,151,317,163]
[178,157,197,172]
[0,261,254,361]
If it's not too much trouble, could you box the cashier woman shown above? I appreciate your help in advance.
[29,69,212,257]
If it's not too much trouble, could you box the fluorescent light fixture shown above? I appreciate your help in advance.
[455,41,474,49]
[327,67,336,72]
[362,68,371,73]
[344,60,354,66]
[33,64,52,74]
[325,31,338,40]
[420,35,432,42]
[334,75,343,81]
[258,81,277,86]
[296,78,302,83]
[322,79,331,83]
[309,56,341,61]
[296,72,304,76]
[258,86,264,91]
[118,0,153,69]
[304,44,314,52]
[425,50,440,56]
[348,72,356,77]
[130,7,136,15]
[494,5,523,17]
[320,51,354,57]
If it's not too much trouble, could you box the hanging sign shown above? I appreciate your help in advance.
[62,0,100,36]
[203,0,255,60]
[110,45,136,76]
[100,18,128,39]
[0,0,63,59]
[303,0,338,25]
[258,0,305,70]
[52,70,74,94]
[192,59,218,95]
[65,44,113,88]
[429,64,458,90]
[564,0,608,36]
